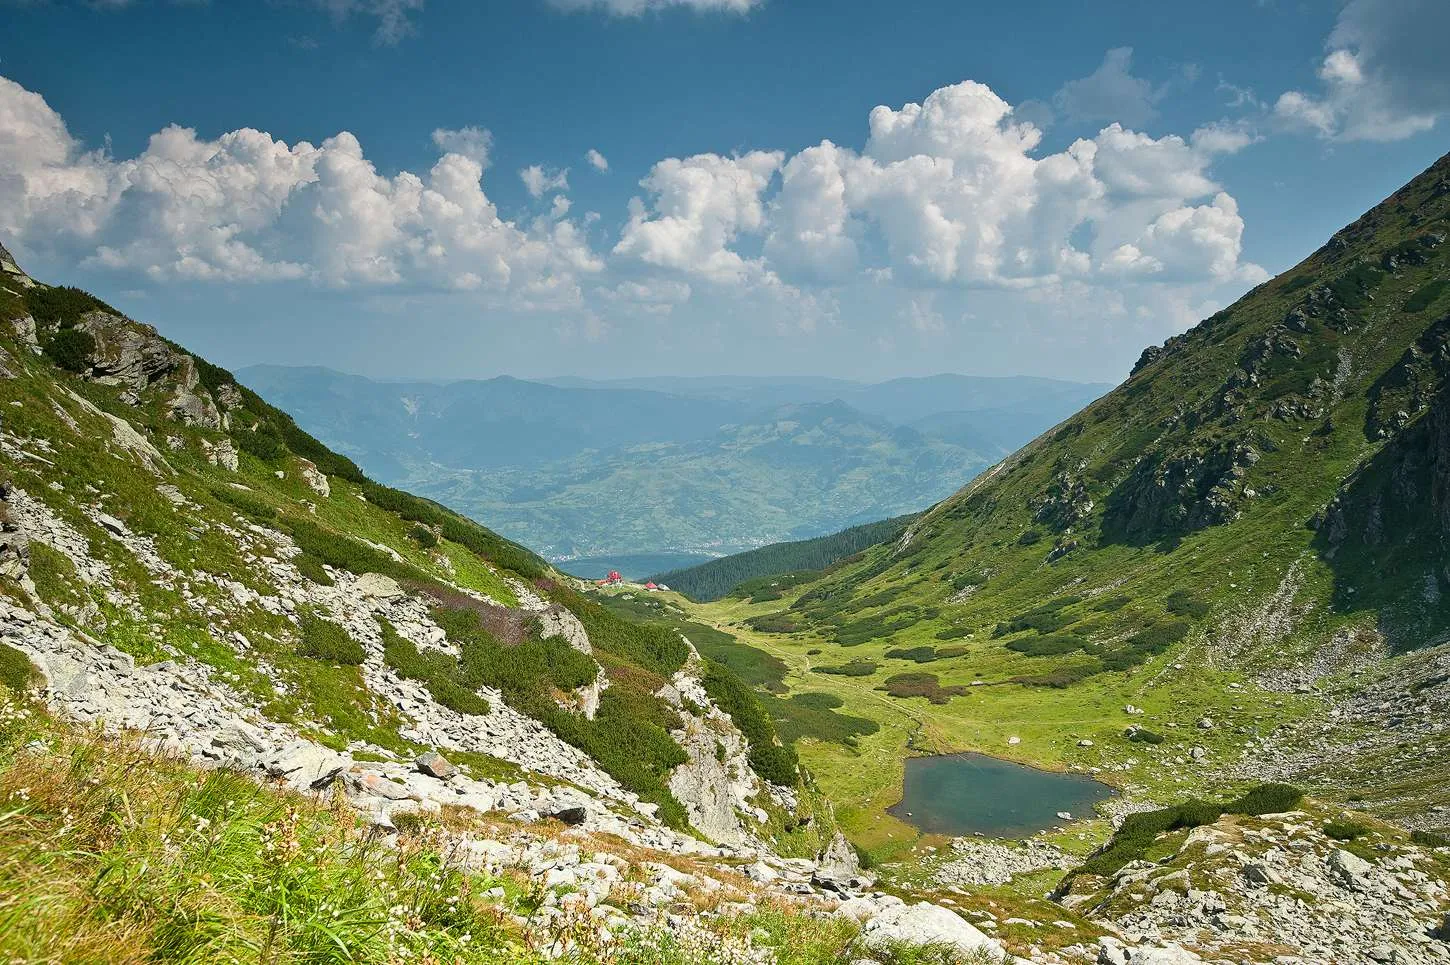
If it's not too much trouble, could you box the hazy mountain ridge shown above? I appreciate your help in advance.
[241,366,1108,560]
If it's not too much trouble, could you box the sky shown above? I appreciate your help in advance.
[1,0,1448,384]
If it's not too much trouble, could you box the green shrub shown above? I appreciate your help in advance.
[1229,782,1303,815]
[1164,590,1209,618]
[25,285,117,328]
[1404,279,1448,313]
[701,659,798,785]
[747,612,803,634]
[0,642,38,691]
[294,554,333,586]
[380,619,490,716]
[297,614,365,665]
[880,673,967,705]
[1411,829,1450,848]
[934,626,973,640]
[885,646,939,663]
[409,524,439,549]
[234,420,287,461]
[43,328,96,373]
[555,588,689,676]
[1072,782,1307,879]
[1324,819,1371,841]
[759,691,879,746]
[1006,634,1086,657]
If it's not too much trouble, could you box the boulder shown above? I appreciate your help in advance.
[415,750,456,780]
[550,806,588,826]
[857,902,1006,960]
[1327,848,1374,887]
[356,572,405,600]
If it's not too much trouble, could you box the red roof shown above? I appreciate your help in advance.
[644,582,658,589]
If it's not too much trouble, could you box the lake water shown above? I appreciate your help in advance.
[887,752,1115,837]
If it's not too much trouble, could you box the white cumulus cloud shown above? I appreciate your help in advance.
[520,164,570,198]
[585,149,609,172]
[1273,0,1448,141]
[0,74,601,299]
[614,150,782,283]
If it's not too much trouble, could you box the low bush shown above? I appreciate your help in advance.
[994,596,1083,636]
[1411,829,1450,849]
[1006,634,1086,657]
[211,485,277,521]
[1164,589,1210,618]
[379,618,490,716]
[1125,727,1165,744]
[1404,278,1448,313]
[1324,819,1371,841]
[43,327,97,373]
[759,691,879,746]
[0,642,38,691]
[880,673,967,705]
[1072,782,1305,879]
[25,285,117,327]
[701,660,798,785]
[296,613,365,665]
[934,626,972,640]
[747,612,803,634]
[1229,782,1303,815]
[410,524,439,549]
[885,646,938,663]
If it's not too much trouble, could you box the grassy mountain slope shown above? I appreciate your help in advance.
[652,513,921,602]
[679,150,1450,851]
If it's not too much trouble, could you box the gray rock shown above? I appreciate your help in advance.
[857,902,1005,960]
[550,806,587,826]
[415,750,456,779]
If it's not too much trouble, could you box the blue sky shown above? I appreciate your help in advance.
[2,0,1447,383]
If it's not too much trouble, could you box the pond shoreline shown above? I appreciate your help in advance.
[887,750,1117,838]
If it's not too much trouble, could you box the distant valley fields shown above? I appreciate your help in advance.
[240,367,1110,563]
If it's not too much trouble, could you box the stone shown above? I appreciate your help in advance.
[95,513,127,536]
[1196,717,1214,729]
[299,461,331,498]
[415,750,455,780]
[355,572,405,599]
[1328,848,1374,886]
[550,806,588,826]
[1078,739,1094,747]
[857,902,1005,960]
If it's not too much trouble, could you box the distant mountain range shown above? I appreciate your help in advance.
[239,366,1110,560]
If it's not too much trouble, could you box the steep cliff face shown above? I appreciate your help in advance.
[1318,372,1450,648]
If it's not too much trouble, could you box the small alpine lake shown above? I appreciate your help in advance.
[887,752,1115,838]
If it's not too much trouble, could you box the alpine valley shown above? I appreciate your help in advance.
[2,150,1450,965]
